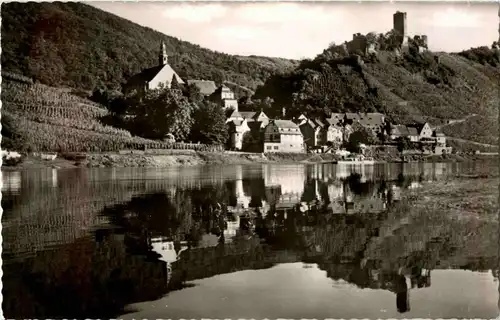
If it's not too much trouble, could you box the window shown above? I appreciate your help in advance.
[267,146,272,150]
[274,146,279,150]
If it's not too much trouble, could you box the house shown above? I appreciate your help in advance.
[186,80,217,96]
[300,119,327,149]
[263,120,305,153]
[123,41,185,95]
[227,118,250,150]
[389,125,410,140]
[407,127,419,142]
[209,84,239,111]
[433,131,446,146]
[407,122,433,140]
[325,118,344,145]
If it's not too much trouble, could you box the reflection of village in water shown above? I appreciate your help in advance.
[145,164,437,308]
[1,161,498,318]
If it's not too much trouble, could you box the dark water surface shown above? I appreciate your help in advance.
[2,161,499,319]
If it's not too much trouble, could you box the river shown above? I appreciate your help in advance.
[2,161,499,319]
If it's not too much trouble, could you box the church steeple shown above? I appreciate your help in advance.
[159,41,168,66]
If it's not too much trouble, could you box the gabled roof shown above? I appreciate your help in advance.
[407,127,419,136]
[228,110,243,119]
[239,112,257,120]
[187,80,217,95]
[271,120,301,135]
[254,111,269,119]
[391,124,409,136]
[345,113,361,120]
[358,113,385,127]
[407,122,427,134]
[274,120,299,129]
[314,119,326,128]
[125,64,185,88]
[326,117,343,126]
[227,119,248,130]
[211,84,234,97]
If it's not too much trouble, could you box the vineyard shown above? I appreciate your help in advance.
[2,79,224,153]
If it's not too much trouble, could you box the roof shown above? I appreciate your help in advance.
[239,112,257,120]
[314,119,326,128]
[330,113,344,120]
[391,124,409,136]
[228,110,242,119]
[326,117,343,126]
[125,64,185,88]
[434,131,445,137]
[272,120,301,133]
[302,119,319,129]
[227,119,248,130]
[211,84,233,96]
[357,113,385,128]
[345,113,361,120]
[407,122,427,134]
[187,80,217,95]
[407,127,419,136]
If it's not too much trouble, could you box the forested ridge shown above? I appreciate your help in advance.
[1,1,499,150]
[1,2,298,91]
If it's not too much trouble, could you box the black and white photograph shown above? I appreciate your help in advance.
[1,0,499,319]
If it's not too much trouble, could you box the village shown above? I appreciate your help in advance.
[120,10,451,159]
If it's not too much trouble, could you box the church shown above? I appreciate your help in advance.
[123,41,185,95]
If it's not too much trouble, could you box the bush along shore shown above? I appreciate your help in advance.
[1,149,497,170]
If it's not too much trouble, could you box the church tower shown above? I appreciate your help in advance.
[159,41,168,66]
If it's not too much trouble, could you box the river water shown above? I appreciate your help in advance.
[2,161,499,319]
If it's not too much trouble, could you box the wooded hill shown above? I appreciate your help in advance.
[1,2,499,151]
[253,45,500,148]
[1,2,299,92]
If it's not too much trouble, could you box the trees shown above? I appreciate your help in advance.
[344,127,377,153]
[190,101,228,145]
[395,136,412,154]
[128,85,194,141]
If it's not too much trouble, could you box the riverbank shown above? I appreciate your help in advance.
[2,150,497,170]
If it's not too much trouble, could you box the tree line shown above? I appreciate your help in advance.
[92,82,229,145]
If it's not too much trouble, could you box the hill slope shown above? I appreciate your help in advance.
[254,49,499,147]
[1,2,298,92]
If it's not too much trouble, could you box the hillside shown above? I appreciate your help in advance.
[1,2,298,92]
[254,48,500,147]
[1,76,228,153]
[1,2,499,152]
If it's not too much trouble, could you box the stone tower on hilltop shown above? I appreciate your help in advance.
[393,11,408,48]
[159,41,168,66]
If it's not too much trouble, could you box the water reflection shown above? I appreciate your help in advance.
[2,161,498,319]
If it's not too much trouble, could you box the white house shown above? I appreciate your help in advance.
[227,118,250,150]
[263,120,305,153]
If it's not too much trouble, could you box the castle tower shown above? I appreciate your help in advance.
[393,11,407,38]
[159,41,168,66]
[393,11,408,50]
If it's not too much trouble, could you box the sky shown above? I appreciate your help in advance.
[91,1,499,60]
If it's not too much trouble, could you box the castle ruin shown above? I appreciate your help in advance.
[345,11,428,56]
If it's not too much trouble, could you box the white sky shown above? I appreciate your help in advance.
[91,1,499,59]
